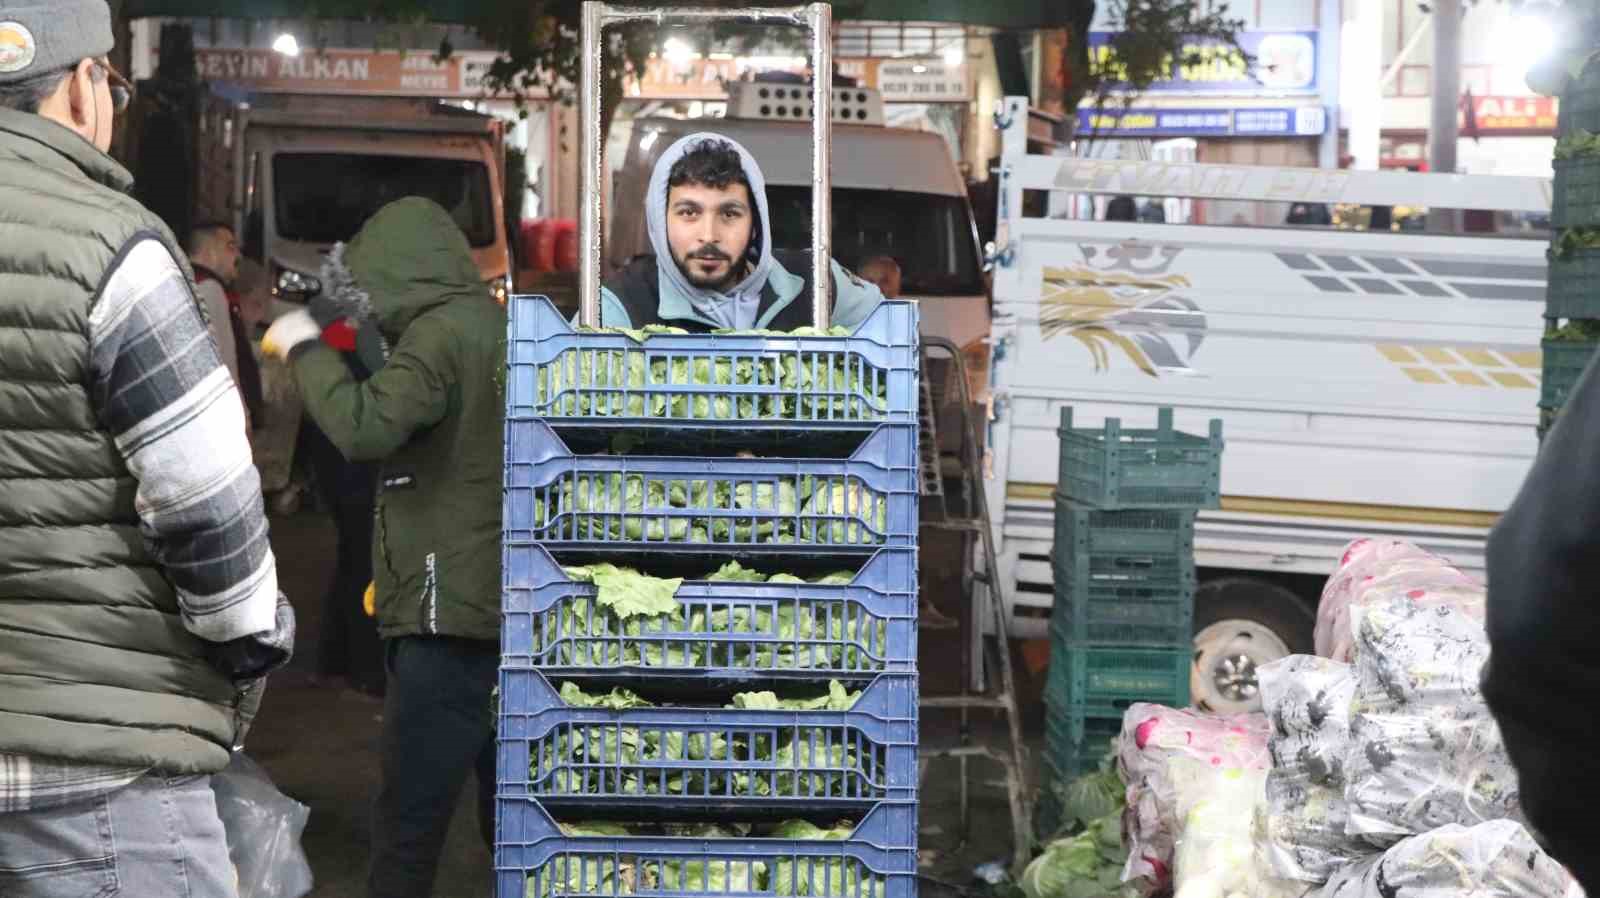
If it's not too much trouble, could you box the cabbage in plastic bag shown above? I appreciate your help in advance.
[1257,655,1369,882]
[1343,599,1522,843]
[1317,820,1570,898]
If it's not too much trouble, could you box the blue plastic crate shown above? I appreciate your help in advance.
[497,670,917,819]
[504,421,918,558]
[1057,407,1223,510]
[495,798,917,898]
[503,544,917,688]
[506,296,919,448]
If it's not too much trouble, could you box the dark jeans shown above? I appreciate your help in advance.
[307,423,383,691]
[369,636,498,898]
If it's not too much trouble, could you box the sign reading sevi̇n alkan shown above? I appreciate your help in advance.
[192,48,520,98]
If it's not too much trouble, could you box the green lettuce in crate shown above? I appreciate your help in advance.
[1548,319,1600,342]
[1555,129,1600,161]
[1552,227,1600,261]
[769,820,881,898]
[539,472,886,547]
[544,564,880,671]
[799,478,887,545]
[535,682,864,799]
[535,322,886,421]
[532,823,637,898]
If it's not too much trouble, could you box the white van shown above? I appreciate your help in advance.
[606,85,989,351]
[984,97,1554,713]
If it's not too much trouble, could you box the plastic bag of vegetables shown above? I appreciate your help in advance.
[1316,820,1571,898]
[1343,598,1522,844]
[1314,539,1483,663]
[1257,656,1370,882]
[1166,760,1309,898]
[1118,704,1272,896]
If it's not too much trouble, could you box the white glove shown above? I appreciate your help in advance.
[261,309,321,362]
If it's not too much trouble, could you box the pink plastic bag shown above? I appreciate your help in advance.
[1313,539,1483,662]
[1116,703,1271,895]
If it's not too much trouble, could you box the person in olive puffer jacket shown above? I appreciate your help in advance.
[0,2,291,896]
[262,196,505,898]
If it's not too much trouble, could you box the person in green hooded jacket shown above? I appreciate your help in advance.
[262,196,505,898]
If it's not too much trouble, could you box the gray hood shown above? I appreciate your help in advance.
[645,132,776,330]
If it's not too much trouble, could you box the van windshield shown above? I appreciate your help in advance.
[273,153,496,247]
[764,187,985,296]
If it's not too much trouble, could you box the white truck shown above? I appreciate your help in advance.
[984,97,1553,712]
[185,90,513,305]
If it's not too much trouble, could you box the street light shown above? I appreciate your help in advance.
[941,44,964,67]
[663,37,694,66]
[272,33,300,57]
[1505,6,1554,78]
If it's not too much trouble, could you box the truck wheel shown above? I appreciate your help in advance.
[1190,577,1314,715]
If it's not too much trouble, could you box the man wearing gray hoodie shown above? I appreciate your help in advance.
[600,133,885,331]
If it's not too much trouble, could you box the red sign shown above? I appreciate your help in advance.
[191,48,528,98]
[1462,95,1558,133]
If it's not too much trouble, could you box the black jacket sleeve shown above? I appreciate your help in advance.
[1482,350,1600,891]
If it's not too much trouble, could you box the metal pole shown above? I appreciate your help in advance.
[1429,0,1462,177]
[579,2,604,327]
[809,2,832,329]
[1429,0,1462,233]
[577,3,822,327]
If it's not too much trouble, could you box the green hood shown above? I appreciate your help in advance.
[335,197,485,338]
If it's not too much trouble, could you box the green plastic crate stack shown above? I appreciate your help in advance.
[1043,406,1222,785]
[1544,62,1600,441]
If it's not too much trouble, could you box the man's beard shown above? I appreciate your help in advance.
[675,246,746,291]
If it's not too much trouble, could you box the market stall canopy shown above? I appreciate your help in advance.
[121,0,1062,29]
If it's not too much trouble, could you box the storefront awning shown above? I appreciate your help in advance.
[123,0,1062,30]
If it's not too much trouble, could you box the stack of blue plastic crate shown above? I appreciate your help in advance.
[496,297,922,898]
[1041,407,1222,831]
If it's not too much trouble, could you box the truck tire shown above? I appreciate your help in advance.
[1190,577,1315,715]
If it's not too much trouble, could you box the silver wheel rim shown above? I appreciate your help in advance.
[1191,619,1293,714]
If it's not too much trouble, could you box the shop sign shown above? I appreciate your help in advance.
[1466,95,1558,132]
[193,47,527,97]
[625,55,970,101]
[1077,105,1326,138]
[1087,30,1318,94]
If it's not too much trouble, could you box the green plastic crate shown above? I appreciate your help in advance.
[1540,338,1600,410]
[1045,641,1191,718]
[1546,247,1600,322]
[1554,158,1600,229]
[1051,499,1196,646]
[1042,707,1123,784]
[1057,407,1222,510]
[1561,68,1600,137]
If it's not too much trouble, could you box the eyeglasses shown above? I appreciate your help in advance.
[92,59,133,115]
